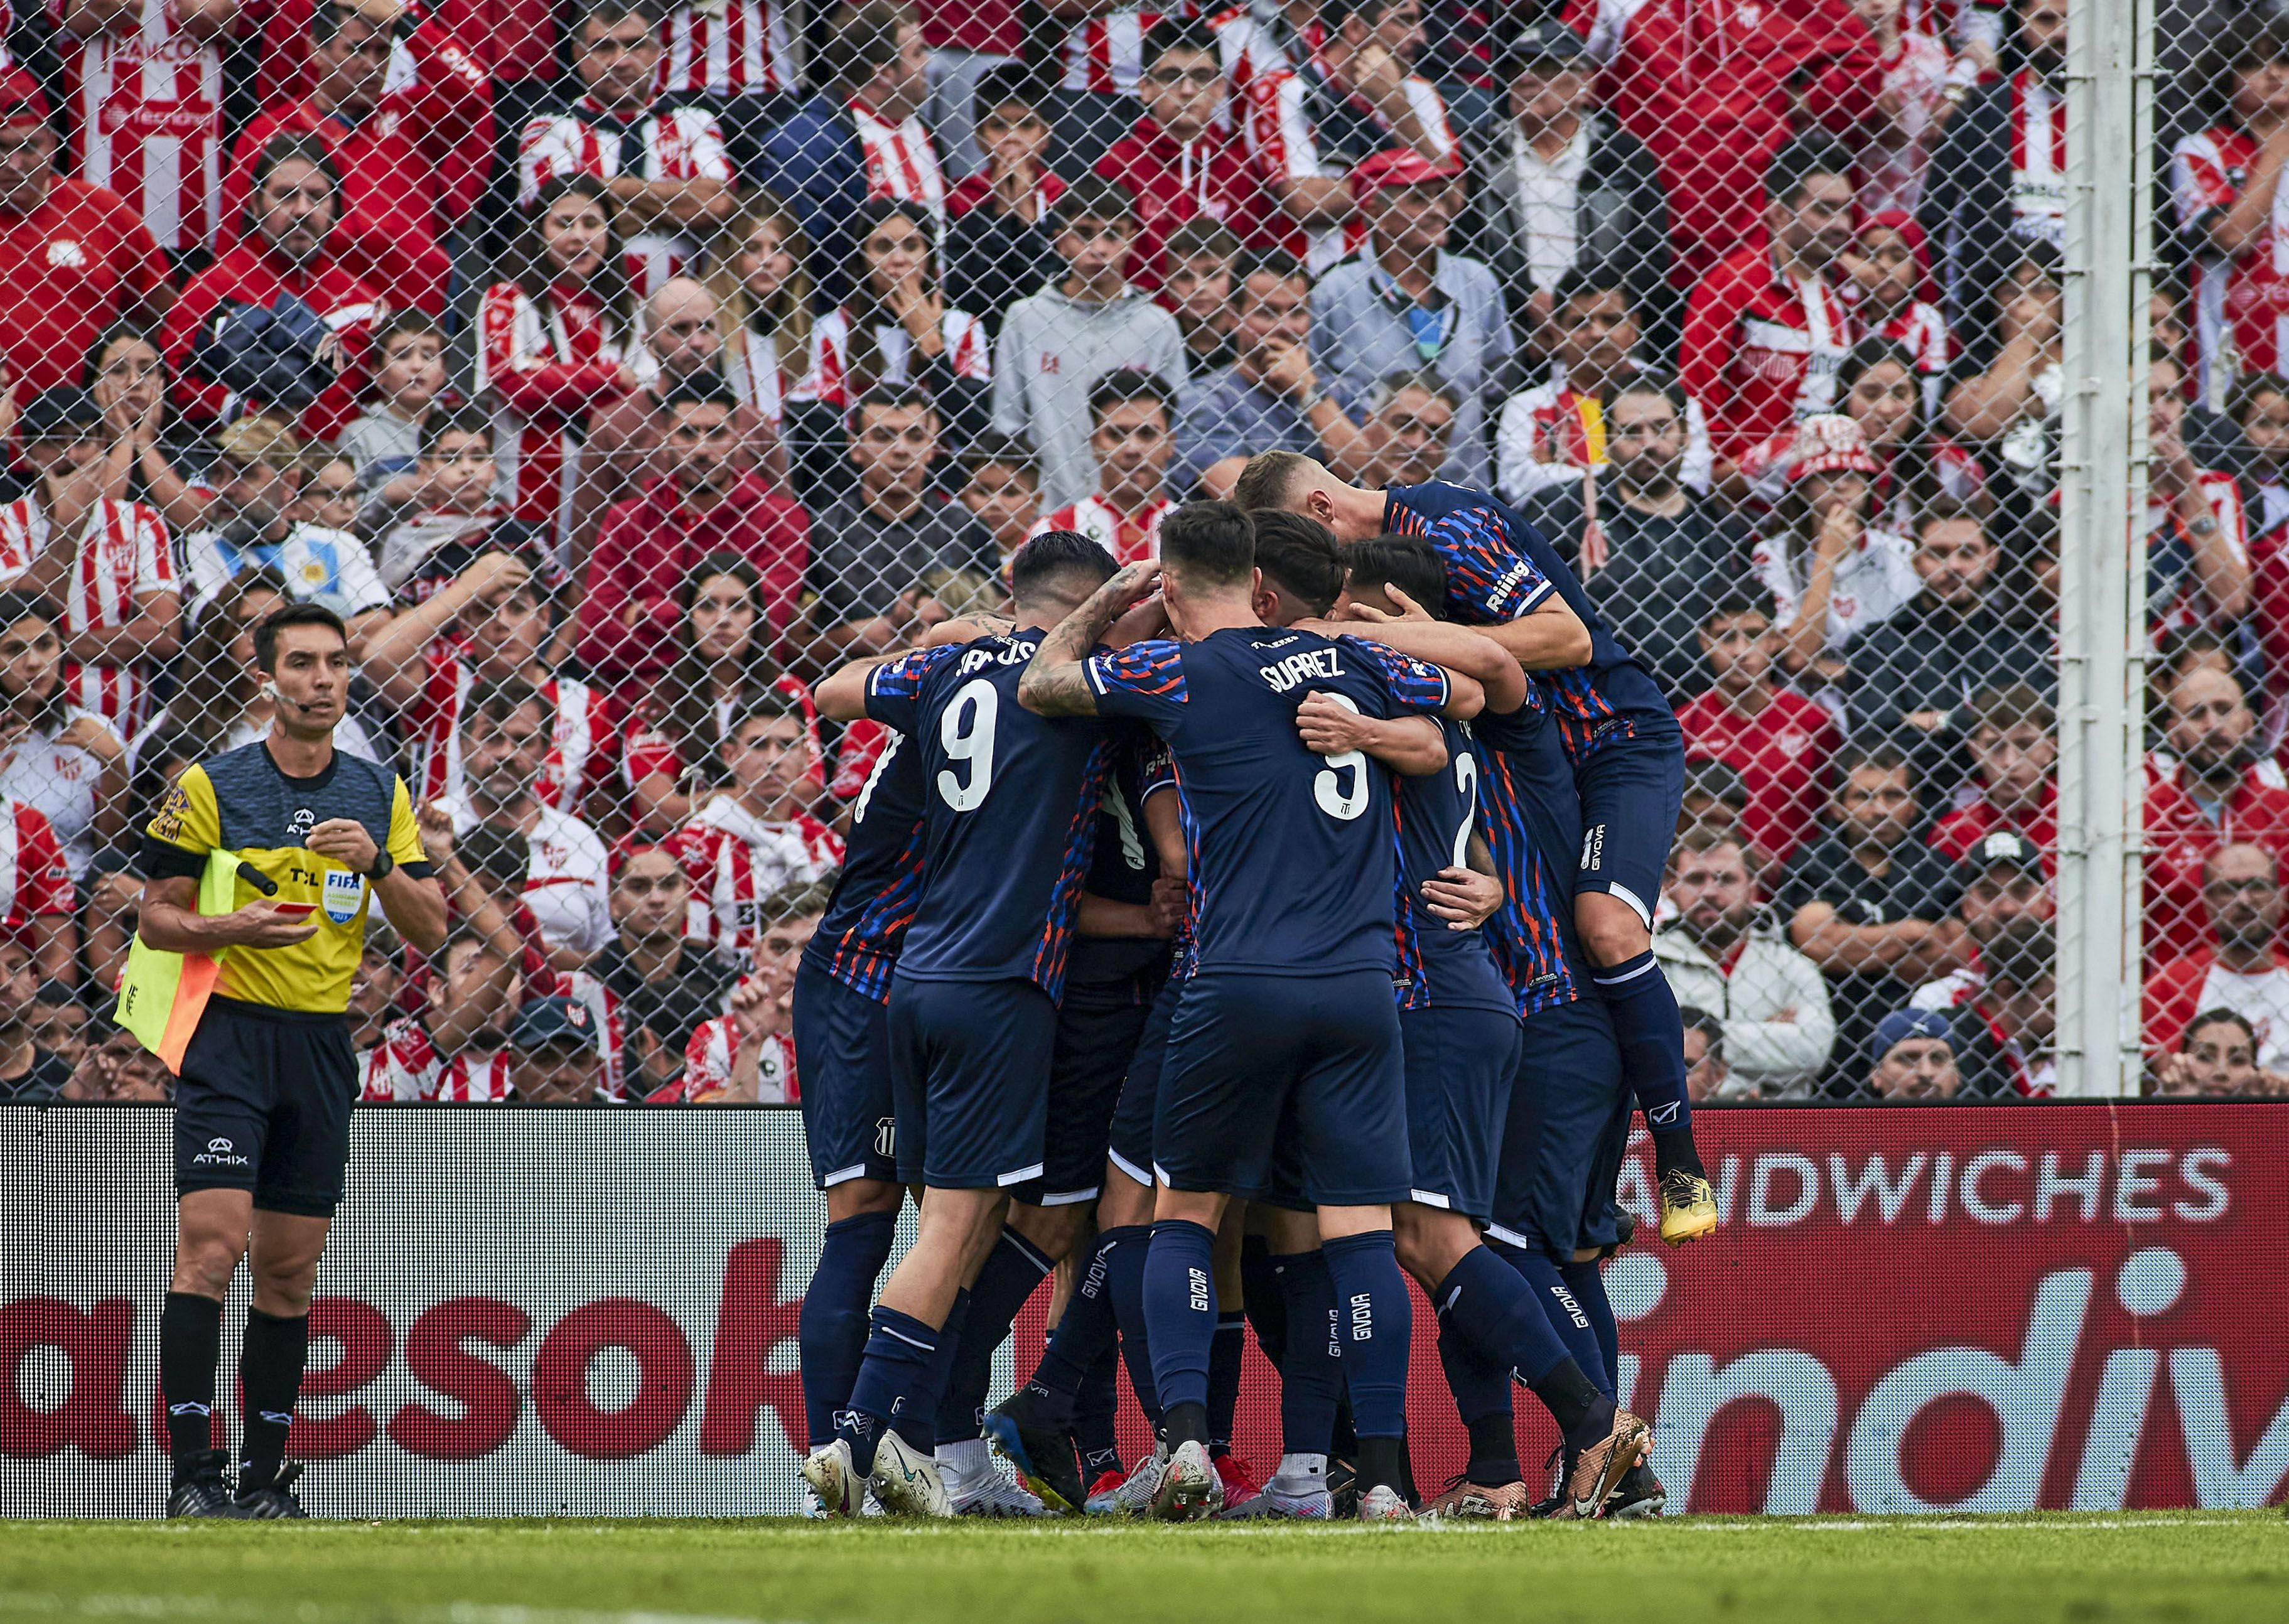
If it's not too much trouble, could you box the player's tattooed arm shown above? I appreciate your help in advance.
[814,652,909,722]
[1018,561,1166,716]
[1296,695,1448,774]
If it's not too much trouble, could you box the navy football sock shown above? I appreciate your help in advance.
[839,1304,943,1475]
[1494,1242,1613,1401]
[1094,1225,1160,1428]
[1435,1303,1519,1487]
[1272,1249,1341,1458]
[937,1230,1054,1446]
[1073,1340,1123,1480]
[1021,1230,1120,1428]
[799,1211,897,1448]
[1240,1233,1288,1369]
[1320,1231,1412,1443]
[1207,1310,1246,1456]
[1436,1243,1614,1442]
[896,1289,968,1453]
[1591,949,1702,1178]
[1142,1219,1218,1429]
[1561,1259,1620,1394]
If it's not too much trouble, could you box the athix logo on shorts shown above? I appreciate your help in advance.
[191,1137,250,1168]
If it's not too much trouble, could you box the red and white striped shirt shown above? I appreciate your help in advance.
[54,0,229,252]
[360,1018,517,1101]
[848,95,946,225]
[787,306,991,409]
[1241,67,1453,275]
[2174,122,2289,403]
[1678,245,1860,468]
[517,99,734,294]
[619,672,821,796]
[0,495,176,734]
[0,799,72,938]
[444,795,615,959]
[677,795,844,952]
[414,659,619,817]
[2008,70,2065,251]
[1871,299,1954,412]
[659,0,794,96]
[665,1012,796,1103]
[1062,5,1285,109]
[473,279,631,544]
[1030,493,1173,564]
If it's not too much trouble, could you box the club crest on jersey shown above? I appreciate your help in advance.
[1258,647,1345,692]
[323,869,366,925]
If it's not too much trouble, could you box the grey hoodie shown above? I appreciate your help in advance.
[991,282,1187,509]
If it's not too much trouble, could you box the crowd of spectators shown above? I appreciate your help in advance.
[0,0,2282,1104]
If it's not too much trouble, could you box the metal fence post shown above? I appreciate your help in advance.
[2055,0,2152,1097]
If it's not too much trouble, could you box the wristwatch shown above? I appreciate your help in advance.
[365,849,395,881]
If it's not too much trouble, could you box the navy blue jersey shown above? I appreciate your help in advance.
[1085,626,1449,976]
[1071,727,1173,984]
[806,725,929,1001]
[1394,716,1519,1016]
[1470,692,1584,1016]
[1382,481,1678,761]
[865,630,1111,996]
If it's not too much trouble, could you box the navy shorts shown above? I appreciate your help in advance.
[1012,967,1160,1207]
[1155,970,1411,1208]
[1106,971,1183,1188]
[174,996,357,1218]
[792,956,899,1190]
[1401,1004,1524,1222]
[1490,997,1632,1259]
[1573,726,1686,929]
[888,973,1058,1189]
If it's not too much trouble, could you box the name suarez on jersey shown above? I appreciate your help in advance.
[1259,646,1344,692]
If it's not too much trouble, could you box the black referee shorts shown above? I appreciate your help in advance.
[174,996,358,1218]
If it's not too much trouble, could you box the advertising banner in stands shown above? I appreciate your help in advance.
[4,1104,2286,1517]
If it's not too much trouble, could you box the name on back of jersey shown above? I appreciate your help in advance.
[1259,646,1345,692]
[960,635,1039,673]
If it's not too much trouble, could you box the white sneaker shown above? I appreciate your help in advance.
[1357,1484,1415,1523]
[867,1429,952,1518]
[1150,1439,1224,1522]
[1085,1444,1165,1515]
[1218,1477,1332,1519]
[801,1439,863,1518]
[939,1439,1048,1518]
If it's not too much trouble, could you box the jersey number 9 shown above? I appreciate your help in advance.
[937,679,998,812]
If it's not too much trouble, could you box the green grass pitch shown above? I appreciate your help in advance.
[3,1514,2286,1624]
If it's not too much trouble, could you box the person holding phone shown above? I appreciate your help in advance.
[134,601,446,1521]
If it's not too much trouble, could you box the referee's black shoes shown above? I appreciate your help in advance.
[164,1449,239,1518]
[233,1461,310,1519]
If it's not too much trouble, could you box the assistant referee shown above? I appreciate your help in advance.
[137,603,447,1519]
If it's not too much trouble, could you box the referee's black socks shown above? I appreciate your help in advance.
[238,1308,311,1488]
[160,1292,224,1475]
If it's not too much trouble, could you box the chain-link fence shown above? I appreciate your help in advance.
[0,0,2273,1108]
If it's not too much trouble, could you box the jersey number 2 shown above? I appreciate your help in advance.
[937,679,998,811]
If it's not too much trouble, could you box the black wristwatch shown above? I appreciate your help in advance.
[366,849,394,881]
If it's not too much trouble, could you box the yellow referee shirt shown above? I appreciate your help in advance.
[141,739,431,1014]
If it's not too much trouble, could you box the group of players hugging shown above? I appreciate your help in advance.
[788,451,1719,1524]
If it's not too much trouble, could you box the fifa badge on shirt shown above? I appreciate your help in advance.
[323,869,367,925]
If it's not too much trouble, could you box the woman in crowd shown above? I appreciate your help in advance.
[1751,416,1921,692]
[1944,244,2065,502]
[0,591,126,884]
[82,326,210,533]
[709,198,815,444]
[475,174,641,561]
[622,554,820,836]
[81,726,200,995]
[1830,337,1986,530]
[135,569,385,769]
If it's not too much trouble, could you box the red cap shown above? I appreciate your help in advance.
[1348,148,1460,196]
[0,69,49,129]
[1786,414,1883,483]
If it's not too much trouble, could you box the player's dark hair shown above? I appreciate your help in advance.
[1701,591,1771,631]
[1088,367,1176,426]
[1010,530,1119,609]
[1678,1004,1725,1065]
[1231,448,1317,514]
[1160,500,1255,588]
[2184,1006,2258,1052]
[1250,512,1345,616]
[419,405,493,458]
[1143,13,1221,62]
[1764,134,1855,204]
[252,601,348,674]
[1343,535,1446,615]
[465,675,555,739]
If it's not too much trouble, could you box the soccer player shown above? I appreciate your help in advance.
[1016,501,1469,1522]
[802,532,1123,1517]
[137,603,447,1517]
[1234,451,1721,1245]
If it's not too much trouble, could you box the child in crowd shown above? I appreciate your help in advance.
[337,310,450,502]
